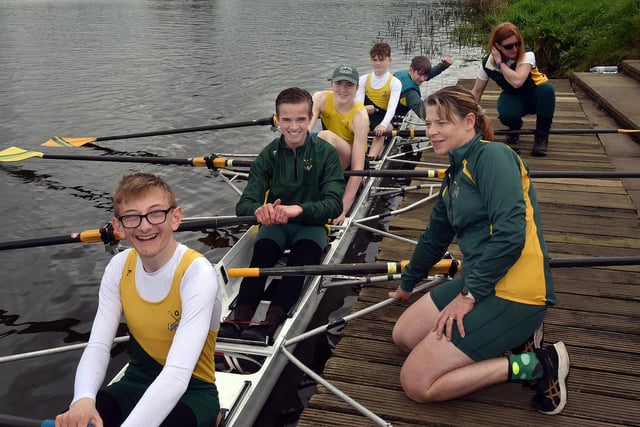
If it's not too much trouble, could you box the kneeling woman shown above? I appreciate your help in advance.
[388,85,569,415]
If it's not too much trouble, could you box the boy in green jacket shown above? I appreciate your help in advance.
[220,87,345,344]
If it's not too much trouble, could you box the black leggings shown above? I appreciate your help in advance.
[236,238,323,312]
[96,390,199,427]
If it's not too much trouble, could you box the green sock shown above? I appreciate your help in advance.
[507,352,543,381]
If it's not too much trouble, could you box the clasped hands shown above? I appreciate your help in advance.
[254,199,302,226]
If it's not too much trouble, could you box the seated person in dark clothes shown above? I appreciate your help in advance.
[218,87,344,343]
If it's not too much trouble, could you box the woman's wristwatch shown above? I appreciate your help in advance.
[460,284,476,302]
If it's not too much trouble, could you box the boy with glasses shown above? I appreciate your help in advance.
[55,173,222,427]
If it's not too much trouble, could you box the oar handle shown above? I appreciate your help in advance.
[0,217,256,251]
[227,258,458,278]
[367,129,428,138]
[41,421,94,427]
[345,169,447,178]
[0,228,122,251]
[177,216,257,232]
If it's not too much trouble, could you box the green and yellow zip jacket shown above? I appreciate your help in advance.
[401,134,555,306]
[236,133,345,225]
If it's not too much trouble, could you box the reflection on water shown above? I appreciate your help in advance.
[0,310,87,342]
[0,0,482,421]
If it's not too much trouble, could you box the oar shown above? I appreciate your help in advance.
[345,169,447,178]
[0,336,130,363]
[228,255,640,278]
[41,116,277,147]
[0,147,254,168]
[0,413,44,427]
[494,128,640,135]
[549,256,640,268]
[0,216,256,251]
[228,258,458,277]
[346,169,640,179]
[368,128,640,138]
[4,148,639,180]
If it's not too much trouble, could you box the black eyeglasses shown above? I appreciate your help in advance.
[501,40,522,50]
[118,207,174,229]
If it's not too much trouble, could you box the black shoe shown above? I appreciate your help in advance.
[506,133,520,145]
[218,320,241,339]
[531,139,548,156]
[240,323,271,345]
[531,342,570,415]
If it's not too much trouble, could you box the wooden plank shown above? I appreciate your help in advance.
[308,380,637,426]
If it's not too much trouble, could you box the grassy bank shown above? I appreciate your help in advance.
[461,0,640,77]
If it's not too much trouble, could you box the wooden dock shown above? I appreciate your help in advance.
[297,79,640,426]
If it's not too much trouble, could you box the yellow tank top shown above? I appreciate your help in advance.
[120,249,217,383]
[364,73,393,109]
[321,91,365,144]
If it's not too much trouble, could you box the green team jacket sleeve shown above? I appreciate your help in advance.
[405,89,426,119]
[428,62,449,80]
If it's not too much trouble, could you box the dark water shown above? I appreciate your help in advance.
[0,0,481,422]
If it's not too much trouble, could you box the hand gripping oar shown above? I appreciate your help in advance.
[0,216,257,251]
[0,147,254,169]
[368,128,640,138]
[227,258,459,278]
[41,116,277,147]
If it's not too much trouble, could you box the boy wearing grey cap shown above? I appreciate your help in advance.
[309,64,369,226]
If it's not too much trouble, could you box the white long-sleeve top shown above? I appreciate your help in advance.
[71,243,222,426]
[356,71,402,128]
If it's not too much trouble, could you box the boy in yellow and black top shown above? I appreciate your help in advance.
[355,42,402,159]
[309,65,368,226]
[471,22,556,157]
[55,173,223,427]
[219,87,344,344]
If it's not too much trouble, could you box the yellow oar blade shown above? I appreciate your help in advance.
[0,146,44,162]
[42,136,97,147]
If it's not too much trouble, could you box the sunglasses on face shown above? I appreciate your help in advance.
[501,40,522,50]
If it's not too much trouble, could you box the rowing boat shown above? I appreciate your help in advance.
[205,126,425,425]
